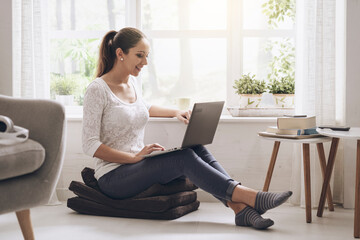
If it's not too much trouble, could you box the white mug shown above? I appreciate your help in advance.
[176,97,191,111]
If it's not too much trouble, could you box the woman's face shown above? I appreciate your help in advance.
[122,38,150,77]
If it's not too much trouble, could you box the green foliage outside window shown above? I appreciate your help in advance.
[63,39,98,79]
[265,38,295,94]
[50,39,99,105]
[262,0,296,28]
[263,0,296,95]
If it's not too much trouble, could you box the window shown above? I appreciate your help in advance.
[49,0,295,113]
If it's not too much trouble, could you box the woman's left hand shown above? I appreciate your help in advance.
[176,110,191,124]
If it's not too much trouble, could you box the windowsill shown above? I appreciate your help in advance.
[65,106,280,123]
[66,114,277,123]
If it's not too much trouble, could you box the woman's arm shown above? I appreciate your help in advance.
[149,105,191,124]
[94,143,165,164]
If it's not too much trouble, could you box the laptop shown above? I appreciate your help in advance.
[143,101,225,158]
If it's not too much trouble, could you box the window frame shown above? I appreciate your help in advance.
[49,0,296,116]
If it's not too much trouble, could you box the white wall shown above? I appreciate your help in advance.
[343,0,360,208]
[58,118,297,202]
[0,0,12,96]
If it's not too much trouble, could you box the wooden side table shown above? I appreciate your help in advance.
[259,135,333,223]
[316,127,360,238]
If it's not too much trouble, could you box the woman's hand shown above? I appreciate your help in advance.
[133,143,165,162]
[176,110,192,124]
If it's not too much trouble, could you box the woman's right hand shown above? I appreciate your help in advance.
[133,143,165,162]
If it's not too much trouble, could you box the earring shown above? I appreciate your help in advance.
[120,58,124,61]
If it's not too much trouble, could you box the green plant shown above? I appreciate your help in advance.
[262,0,296,28]
[50,74,80,96]
[233,73,267,95]
[267,76,295,94]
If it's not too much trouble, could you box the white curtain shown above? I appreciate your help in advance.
[291,0,345,207]
[12,0,60,204]
[12,0,49,98]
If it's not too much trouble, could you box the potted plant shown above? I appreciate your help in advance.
[50,74,80,106]
[267,76,295,108]
[233,73,267,108]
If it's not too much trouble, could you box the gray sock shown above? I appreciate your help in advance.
[235,206,274,230]
[255,191,292,215]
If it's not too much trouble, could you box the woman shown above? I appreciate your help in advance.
[82,27,292,230]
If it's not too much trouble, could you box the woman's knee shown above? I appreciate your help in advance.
[181,148,198,160]
[191,144,206,152]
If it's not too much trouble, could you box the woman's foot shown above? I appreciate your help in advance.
[235,206,274,230]
[254,191,293,215]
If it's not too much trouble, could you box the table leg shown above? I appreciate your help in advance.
[263,141,281,192]
[354,140,360,238]
[317,138,339,217]
[303,143,312,223]
[316,143,335,211]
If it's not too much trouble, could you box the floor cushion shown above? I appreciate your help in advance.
[67,196,200,220]
[69,181,198,213]
[67,167,200,220]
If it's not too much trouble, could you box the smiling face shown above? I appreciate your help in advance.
[118,38,150,77]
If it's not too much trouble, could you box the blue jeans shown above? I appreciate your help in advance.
[98,145,239,205]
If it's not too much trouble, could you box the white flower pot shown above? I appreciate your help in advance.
[273,94,294,108]
[56,95,74,106]
[239,94,263,108]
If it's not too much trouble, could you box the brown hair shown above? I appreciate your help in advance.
[96,27,147,78]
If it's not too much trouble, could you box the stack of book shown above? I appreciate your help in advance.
[259,115,323,139]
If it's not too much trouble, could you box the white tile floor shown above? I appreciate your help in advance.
[0,202,356,240]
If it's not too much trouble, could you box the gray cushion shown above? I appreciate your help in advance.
[0,139,45,180]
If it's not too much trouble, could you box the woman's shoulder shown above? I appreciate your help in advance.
[87,78,107,91]
[84,78,109,99]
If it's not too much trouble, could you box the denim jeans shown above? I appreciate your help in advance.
[98,145,239,205]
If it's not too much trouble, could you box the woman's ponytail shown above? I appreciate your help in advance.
[96,30,117,78]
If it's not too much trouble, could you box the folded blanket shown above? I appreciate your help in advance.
[67,197,200,220]
[69,181,197,213]
[81,167,198,198]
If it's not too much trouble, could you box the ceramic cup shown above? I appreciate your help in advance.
[176,97,191,110]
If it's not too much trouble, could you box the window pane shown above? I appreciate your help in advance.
[49,0,126,31]
[243,37,295,83]
[142,38,226,107]
[142,0,227,30]
[243,0,295,29]
[142,0,179,30]
[188,0,227,30]
[49,38,100,105]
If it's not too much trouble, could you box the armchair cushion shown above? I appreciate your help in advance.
[0,139,45,181]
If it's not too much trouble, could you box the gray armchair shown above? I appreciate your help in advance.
[0,95,66,239]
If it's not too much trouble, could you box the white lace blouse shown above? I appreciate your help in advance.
[82,76,151,179]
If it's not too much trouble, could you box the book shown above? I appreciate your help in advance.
[266,126,318,135]
[283,114,307,118]
[258,131,323,139]
[277,116,316,130]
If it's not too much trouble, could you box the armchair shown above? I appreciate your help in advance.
[0,95,66,239]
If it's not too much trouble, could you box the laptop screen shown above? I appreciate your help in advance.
[181,101,224,148]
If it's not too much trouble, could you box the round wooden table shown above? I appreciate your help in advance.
[317,127,360,238]
[259,135,332,223]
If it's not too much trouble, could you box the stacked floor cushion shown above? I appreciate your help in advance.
[67,168,200,220]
